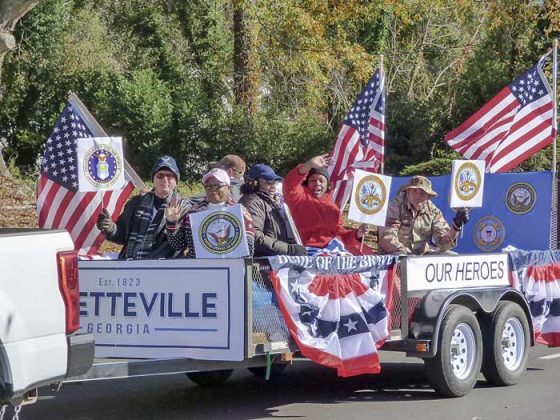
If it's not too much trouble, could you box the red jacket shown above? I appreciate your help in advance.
[283,165,371,255]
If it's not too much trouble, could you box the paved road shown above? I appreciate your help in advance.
[17,345,560,420]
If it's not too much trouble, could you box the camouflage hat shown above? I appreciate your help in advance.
[403,175,437,198]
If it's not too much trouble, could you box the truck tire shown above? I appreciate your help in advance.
[186,369,234,387]
[425,304,483,397]
[247,364,287,378]
[481,301,530,386]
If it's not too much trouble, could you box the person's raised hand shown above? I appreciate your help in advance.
[165,200,182,225]
[306,154,332,169]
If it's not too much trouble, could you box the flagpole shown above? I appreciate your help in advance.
[379,54,385,175]
[554,39,559,250]
[68,91,147,191]
[553,39,558,173]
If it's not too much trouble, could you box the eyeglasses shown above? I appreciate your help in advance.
[204,183,228,191]
[155,172,176,180]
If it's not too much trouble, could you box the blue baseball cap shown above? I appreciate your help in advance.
[151,155,180,181]
[247,164,282,182]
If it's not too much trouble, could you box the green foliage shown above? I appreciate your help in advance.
[112,69,173,170]
[0,0,559,183]
[399,158,455,177]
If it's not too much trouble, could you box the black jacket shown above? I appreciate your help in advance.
[239,191,296,256]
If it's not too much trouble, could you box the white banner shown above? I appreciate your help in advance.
[450,160,485,208]
[348,169,392,226]
[189,204,250,258]
[77,136,125,192]
[78,259,246,360]
[405,253,509,292]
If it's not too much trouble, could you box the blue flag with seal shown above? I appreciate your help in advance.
[389,171,553,253]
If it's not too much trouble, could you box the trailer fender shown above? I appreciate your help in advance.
[409,287,533,357]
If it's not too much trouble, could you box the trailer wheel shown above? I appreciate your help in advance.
[425,304,482,397]
[186,369,233,387]
[247,363,287,378]
[481,301,530,386]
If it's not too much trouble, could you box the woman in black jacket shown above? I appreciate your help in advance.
[239,164,306,257]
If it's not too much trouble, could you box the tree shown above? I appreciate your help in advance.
[0,0,42,176]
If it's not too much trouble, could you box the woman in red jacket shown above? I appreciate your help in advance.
[282,154,372,255]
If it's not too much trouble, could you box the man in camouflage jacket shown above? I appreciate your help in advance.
[378,175,469,255]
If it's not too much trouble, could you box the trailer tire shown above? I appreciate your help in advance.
[247,363,287,378]
[481,301,530,386]
[186,369,233,387]
[425,304,482,397]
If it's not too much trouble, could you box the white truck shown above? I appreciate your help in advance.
[0,229,95,406]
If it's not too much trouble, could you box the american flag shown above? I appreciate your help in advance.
[445,53,556,173]
[37,102,136,255]
[329,66,385,208]
[269,255,398,377]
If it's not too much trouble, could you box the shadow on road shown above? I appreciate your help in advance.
[23,360,470,419]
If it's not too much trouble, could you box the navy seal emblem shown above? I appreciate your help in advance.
[83,144,122,188]
[454,162,482,201]
[199,212,242,254]
[506,183,536,214]
[474,216,506,252]
[354,174,387,216]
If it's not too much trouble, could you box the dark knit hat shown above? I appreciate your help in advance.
[150,155,180,181]
[306,166,329,182]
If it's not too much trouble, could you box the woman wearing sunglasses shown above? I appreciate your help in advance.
[165,168,255,257]
[239,164,306,257]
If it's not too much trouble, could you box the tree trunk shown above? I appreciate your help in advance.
[233,0,258,114]
[0,0,41,84]
[0,146,10,177]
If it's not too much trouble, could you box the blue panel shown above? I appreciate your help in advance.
[388,171,553,253]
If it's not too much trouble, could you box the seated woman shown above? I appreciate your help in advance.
[239,164,307,257]
[283,154,371,255]
[165,168,255,257]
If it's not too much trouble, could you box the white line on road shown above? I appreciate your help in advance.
[539,353,560,360]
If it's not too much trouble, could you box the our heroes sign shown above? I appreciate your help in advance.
[78,259,245,361]
[405,253,509,292]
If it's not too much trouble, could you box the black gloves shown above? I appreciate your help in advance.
[453,208,470,230]
[287,243,307,256]
[96,208,116,235]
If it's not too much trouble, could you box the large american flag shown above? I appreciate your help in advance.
[445,53,556,173]
[37,102,136,255]
[329,66,385,209]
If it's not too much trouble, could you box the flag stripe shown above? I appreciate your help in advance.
[445,53,554,172]
[445,88,515,146]
[330,128,361,182]
[51,189,77,229]
[38,180,62,227]
[490,117,553,170]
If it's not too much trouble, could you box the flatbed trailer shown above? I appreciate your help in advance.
[68,253,534,397]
